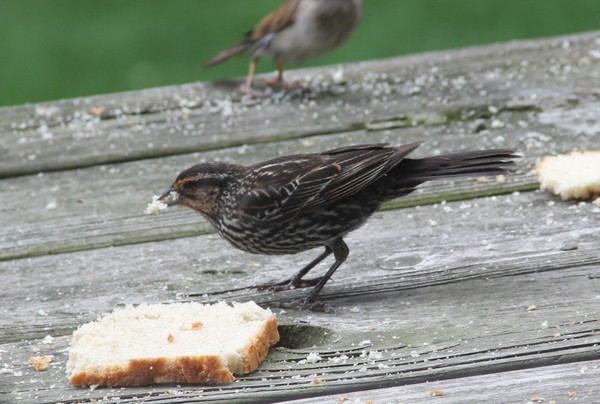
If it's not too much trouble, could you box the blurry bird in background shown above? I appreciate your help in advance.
[204,0,363,93]
[155,142,518,308]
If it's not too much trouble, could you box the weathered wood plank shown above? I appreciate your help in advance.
[1,191,599,403]
[285,359,600,403]
[1,32,599,177]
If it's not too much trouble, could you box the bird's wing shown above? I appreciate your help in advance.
[239,143,421,222]
[249,0,301,41]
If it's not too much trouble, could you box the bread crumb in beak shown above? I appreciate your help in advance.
[146,191,180,214]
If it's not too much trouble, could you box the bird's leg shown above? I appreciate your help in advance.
[303,239,348,304]
[257,247,332,291]
[241,55,260,95]
[265,61,304,89]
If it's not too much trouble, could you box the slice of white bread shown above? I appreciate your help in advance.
[66,301,279,387]
[535,151,600,200]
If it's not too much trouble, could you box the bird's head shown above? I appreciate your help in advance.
[158,163,237,216]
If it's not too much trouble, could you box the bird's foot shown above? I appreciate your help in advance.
[240,85,270,98]
[257,276,322,292]
[265,78,304,90]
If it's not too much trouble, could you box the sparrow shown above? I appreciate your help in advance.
[155,142,518,308]
[204,0,363,93]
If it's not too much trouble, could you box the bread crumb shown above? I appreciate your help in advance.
[167,333,174,343]
[527,305,537,311]
[30,355,53,371]
[476,176,488,183]
[313,376,321,384]
[530,396,545,402]
[535,151,600,200]
[91,107,105,116]
[191,321,203,330]
[430,389,445,397]
[146,191,179,215]
[594,197,600,208]
[568,391,577,397]
[300,352,321,364]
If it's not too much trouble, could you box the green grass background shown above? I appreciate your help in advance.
[1,0,599,107]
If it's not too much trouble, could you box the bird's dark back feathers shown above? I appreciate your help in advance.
[239,143,517,220]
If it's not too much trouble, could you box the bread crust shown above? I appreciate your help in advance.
[237,316,280,374]
[70,355,235,386]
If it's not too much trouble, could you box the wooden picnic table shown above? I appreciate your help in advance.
[1,31,600,403]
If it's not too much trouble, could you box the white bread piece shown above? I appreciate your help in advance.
[66,301,279,387]
[535,151,600,200]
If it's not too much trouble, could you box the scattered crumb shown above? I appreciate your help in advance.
[367,351,382,360]
[331,66,345,84]
[305,352,322,364]
[191,321,203,330]
[45,201,58,210]
[90,107,105,116]
[530,396,545,402]
[490,119,505,128]
[42,335,55,344]
[496,175,507,183]
[313,376,321,384]
[30,355,53,371]
[328,354,348,364]
[527,305,537,311]
[430,389,445,397]
[476,176,489,183]
[595,197,600,208]
[167,333,174,343]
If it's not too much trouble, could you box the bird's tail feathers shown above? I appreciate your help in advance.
[204,42,254,68]
[398,149,518,182]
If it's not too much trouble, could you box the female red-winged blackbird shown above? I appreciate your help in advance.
[157,142,517,306]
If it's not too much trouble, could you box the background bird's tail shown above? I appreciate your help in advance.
[204,42,253,68]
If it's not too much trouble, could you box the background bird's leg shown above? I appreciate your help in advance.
[242,55,259,94]
[266,61,304,89]
[265,61,285,86]
[303,239,349,303]
[258,247,332,291]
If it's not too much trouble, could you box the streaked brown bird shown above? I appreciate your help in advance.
[204,0,363,93]
[157,142,518,307]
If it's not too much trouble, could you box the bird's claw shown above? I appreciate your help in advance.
[257,276,323,292]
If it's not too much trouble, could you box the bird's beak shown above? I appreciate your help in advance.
[158,187,180,207]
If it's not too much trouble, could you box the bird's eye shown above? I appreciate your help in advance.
[183,181,195,190]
